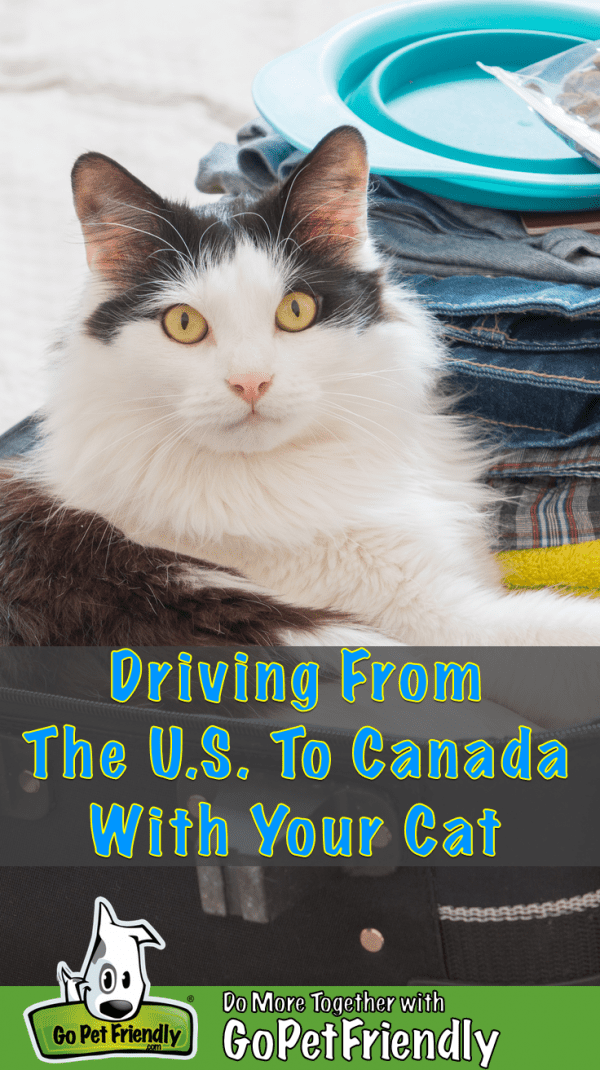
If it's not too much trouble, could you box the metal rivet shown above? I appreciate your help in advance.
[186,794,206,815]
[372,825,392,848]
[19,770,41,794]
[360,927,384,952]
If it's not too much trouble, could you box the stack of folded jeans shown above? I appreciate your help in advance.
[196,121,600,588]
[408,274,600,572]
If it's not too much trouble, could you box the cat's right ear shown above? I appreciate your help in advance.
[71,153,166,284]
[274,126,370,265]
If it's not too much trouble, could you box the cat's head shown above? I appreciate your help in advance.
[68,127,393,456]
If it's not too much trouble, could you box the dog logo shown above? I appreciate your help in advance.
[24,897,197,1062]
[57,897,164,1022]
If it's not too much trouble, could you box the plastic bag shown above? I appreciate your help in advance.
[478,40,600,169]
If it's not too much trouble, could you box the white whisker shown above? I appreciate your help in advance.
[323,391,414,416]
[320,399,406,452]
[114,200,197,271]
[92,218,194,272]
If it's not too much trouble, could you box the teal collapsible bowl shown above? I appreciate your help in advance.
[349,30,585,169]
[252,0,600,209]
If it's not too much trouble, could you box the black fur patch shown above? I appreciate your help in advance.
[85,203,236,343]
[0,471,345,646]
[232,187,385,331]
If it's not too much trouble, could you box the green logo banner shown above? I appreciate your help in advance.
[4,985,599,1067]
[26,999,194,1060]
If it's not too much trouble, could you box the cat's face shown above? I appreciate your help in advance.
[70,128,388,456]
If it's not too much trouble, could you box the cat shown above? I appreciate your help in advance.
[3,124,600,648]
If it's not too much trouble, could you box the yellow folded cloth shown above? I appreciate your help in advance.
[499,541,600,596]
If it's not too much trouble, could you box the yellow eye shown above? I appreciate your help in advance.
[275,292,317,332]
[162,304,208,344]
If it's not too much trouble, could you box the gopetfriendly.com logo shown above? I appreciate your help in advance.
[24,896,197,1061]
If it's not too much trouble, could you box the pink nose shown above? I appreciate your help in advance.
[227,373,272,405]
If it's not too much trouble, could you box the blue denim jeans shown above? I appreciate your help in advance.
[407,274,600,449]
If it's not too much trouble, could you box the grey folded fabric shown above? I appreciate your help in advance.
[196,118,600,285]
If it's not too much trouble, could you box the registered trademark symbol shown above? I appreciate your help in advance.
[187,994,194,1002]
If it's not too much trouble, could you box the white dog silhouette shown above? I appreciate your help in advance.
[57,896,165,1021]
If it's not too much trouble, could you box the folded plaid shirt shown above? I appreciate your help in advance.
[488,444,600,552]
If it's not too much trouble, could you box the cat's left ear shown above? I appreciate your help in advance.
[71,153,167,284]
[275,126,369,264]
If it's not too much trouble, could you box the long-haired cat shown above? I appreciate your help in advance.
[2,125,600,647]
